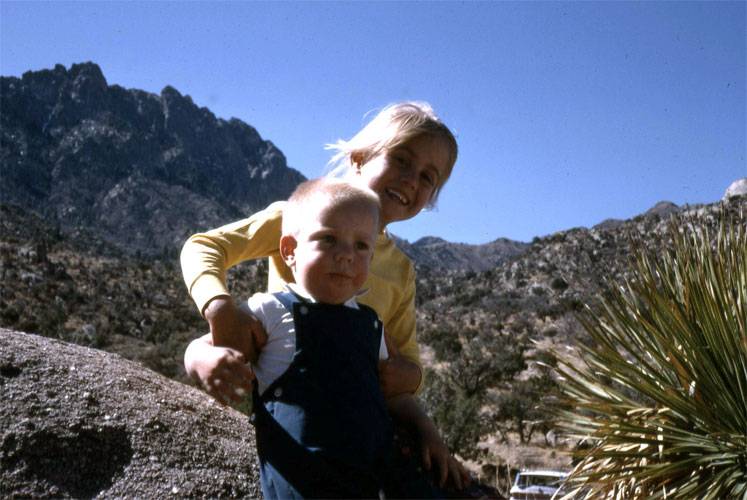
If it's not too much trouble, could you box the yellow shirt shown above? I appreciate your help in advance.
[181,201,423,392]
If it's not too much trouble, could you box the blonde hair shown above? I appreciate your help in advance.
[282,178,382,237]
[325,102,458,209]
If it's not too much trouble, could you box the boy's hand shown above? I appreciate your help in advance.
[185,335,256,406]
[379,332,422,397]
[204,296,268,363]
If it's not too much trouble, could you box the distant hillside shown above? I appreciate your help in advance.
[392,235,529,271]
[1,62,305,256]
[412,194,746,474]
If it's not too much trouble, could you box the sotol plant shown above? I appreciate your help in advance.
[554,208,746,499]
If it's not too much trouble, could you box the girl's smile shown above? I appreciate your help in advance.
[354,134,450,227]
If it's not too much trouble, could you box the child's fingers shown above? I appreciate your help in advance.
[421,447,432,473]
[225,361,255,392]
[437,454,449,488]
[205,379,228,406]
[216,366,253,396]
[458,460,471,485]
[424,448,448,488]
[447,457,464,490]
[235,360,255,383]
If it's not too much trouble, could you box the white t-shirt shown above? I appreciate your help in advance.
[241,283,389,395]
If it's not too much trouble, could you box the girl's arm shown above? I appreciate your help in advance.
[367,242,425,395]
[385,393,470,489]
[180,202,287,360]
[203,296,267,364]
[379,331,422,397]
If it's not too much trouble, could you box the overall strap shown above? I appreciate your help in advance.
[270,291,300,312]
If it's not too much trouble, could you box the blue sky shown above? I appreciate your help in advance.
[2,1,745,244]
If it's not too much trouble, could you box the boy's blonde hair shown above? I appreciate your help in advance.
[325,102,458,209]
[282,178,382,237]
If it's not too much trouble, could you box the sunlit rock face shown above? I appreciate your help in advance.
[723,178,747,200]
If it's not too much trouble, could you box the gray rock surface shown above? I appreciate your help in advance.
[643,200,679,219]
[723,178,747,200]
[0,329,261,499]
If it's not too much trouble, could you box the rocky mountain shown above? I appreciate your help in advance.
[392,235,529,272]
[2,62,529,270]
[1,62,305,256]
[724,177,747,198]
[412,191,746,475]
[593,200,680,230]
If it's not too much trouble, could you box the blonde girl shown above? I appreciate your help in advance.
[181,102,457,398]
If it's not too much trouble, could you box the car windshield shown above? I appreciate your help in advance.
[519,474,564,488]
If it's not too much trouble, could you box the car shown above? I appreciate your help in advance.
[509,470,569,500]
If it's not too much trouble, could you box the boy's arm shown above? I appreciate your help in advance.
[385,393,470,489]
[184,333,255,405]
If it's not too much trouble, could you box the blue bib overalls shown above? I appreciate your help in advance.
[251,293,440,499]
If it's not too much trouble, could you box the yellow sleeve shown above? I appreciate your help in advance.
[358,233,425,393]
[390,264,425,394]
[180,202,290,315]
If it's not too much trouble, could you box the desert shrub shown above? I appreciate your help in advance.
[420,326,462,362]
[419,327,527,459]
[554,211,747,499]
[493,352,560,444]
[419,368,491,460]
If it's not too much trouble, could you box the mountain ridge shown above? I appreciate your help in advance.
[7,62,740,271]
[1,62,305,256]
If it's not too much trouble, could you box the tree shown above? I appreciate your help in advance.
[493,351,559,444]
[418,326,527,459]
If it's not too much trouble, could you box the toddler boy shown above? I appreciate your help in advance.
[185,178,466,498]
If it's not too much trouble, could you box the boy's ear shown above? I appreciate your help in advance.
[279,235,298,268]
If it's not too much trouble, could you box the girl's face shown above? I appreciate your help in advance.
[354,134,450,227]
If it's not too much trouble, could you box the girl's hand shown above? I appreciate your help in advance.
[204,296,268,363]
[418,418,471,490]
[379,332,422,397]
[184,334,255,405]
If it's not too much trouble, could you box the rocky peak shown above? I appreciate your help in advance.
[1,62,306,256]
[644,200,679,218]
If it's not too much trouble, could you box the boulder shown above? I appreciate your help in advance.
[0,329,261,499]
[723,178,747,200]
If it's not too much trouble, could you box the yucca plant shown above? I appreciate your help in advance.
[554,206,746,500]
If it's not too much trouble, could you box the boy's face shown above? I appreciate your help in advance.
[280,198,378,305]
